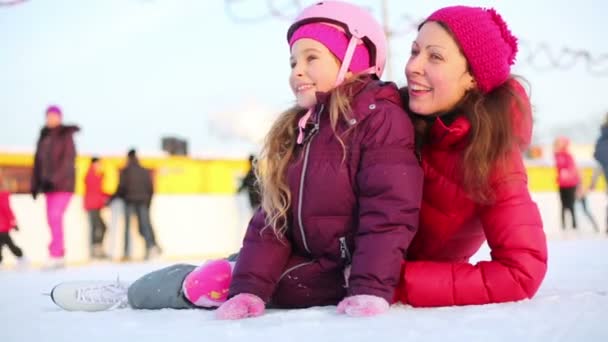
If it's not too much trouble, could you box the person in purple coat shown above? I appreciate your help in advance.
[31,105,79,269]
[48,1,422,316]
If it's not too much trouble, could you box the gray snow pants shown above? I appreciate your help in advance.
[127,263,198,309]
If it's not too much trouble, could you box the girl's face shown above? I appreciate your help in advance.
[405,21,475,116]
[45,112,61,128]
[289,38,341,108]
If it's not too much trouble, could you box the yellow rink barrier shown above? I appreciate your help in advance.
[0,152,250,195]
[0,152,604,194]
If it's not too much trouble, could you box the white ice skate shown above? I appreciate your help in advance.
[50,279,130,311]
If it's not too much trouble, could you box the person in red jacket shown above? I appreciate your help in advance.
[553,137,580,230]
[395,5,547,307]
[0,171,26,267]
[84,157,109,259]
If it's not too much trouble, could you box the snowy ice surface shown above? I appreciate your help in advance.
[1,238,607,342]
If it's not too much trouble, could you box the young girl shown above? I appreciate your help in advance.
[553,136,580,230]
[0,170,27,268]
[394,5,548,307]
[50,0,422,317]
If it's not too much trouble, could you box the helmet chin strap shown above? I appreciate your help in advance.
[296,36,375,144]
[296,108,313,144]
[334,37,359,86]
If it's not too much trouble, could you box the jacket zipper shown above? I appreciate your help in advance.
[296,104,324,254]
[339,236,352,265]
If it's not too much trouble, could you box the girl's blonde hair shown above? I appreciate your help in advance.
[256,75,369,236]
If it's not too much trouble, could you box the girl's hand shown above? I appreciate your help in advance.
[216,293,265,320]
[337,295,390,317]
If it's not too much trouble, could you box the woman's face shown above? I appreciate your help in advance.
[404,21,475,116]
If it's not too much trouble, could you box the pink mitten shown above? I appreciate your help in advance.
[216,293,265,320]
[182,259,233,308]
[337,295,390,317]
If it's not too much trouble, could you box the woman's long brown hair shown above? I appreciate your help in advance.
[402,77,531,204]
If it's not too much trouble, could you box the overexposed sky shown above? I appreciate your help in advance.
[1,0,607,156]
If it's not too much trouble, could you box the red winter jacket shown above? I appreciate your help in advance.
[0,191,17,233]
[396,82,547,307]
[84,166,108,210]
[554,150,580,188]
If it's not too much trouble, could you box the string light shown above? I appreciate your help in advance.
[0,0,28,6]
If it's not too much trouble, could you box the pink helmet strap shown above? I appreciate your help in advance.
[335,37,376,86]
[334,37,358,86]
[296,108,313,144]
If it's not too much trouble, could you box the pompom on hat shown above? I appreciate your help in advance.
[426,6,518,94]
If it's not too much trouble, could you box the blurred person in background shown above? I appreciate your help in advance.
[31,105,79,269]
[593,112,608,234]
[84,156,110,260]
[554,136,579,230]
[237,154,261,212]
[110,149,161,261]
[0,169,27,269]
[575,166,600,232]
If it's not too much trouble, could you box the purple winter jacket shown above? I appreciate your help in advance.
[229,79,423,308]
[31,125,79,195]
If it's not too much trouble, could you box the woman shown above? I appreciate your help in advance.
[31,105,79,269]
[395,5,547,307]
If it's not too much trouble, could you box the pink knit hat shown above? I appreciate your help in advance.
[426,6,518,94]
[289,23,371,73]
[45,105,62,117]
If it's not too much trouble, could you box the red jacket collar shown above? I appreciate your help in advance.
[428,115,470,149]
